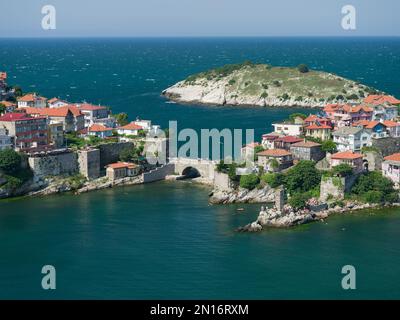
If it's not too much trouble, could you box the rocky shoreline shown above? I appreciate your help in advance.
[238,201,400,232]
[209,186,275,204]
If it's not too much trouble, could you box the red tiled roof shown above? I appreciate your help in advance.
[364,95,400,105]
[88,124,113,132]
[18,93,47,102]
[106,162,137,169]
[275,136,303,143]
[384,153,400,162]
[21,106,83,118]
[257,149,292,157]
[304,114,318,122]
[331,151,362,160]
[118,122,143,130]
[0,101,16,107]
[0,112,35,121]
[291,141,321,148]
[383,120,400,127]
[306,124,331,130]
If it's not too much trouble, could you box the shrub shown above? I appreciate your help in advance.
[228,79,236,85]
[261,173,284,188]
[284,161,321,194]
[331,163,353,177]
[351,171,396,203]
[260,92,268,99]
[239,174,260,190]
[289,192,311,210]
[346,94,359,100]
[297,64,309,73]
[273,80,281,87]
[321,140,337,153]
[0,149,21,174]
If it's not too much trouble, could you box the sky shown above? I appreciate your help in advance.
[0,0,399,37]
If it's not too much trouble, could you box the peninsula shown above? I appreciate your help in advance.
[162,61,380,108]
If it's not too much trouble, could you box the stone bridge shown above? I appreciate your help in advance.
[169,157,217,180]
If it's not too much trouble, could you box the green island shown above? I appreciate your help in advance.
[162,61,381,107]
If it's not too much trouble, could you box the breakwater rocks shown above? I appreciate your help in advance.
[238,201,400,232]
[209,186,275,204]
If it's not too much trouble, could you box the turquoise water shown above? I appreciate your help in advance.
[1,38,400,299]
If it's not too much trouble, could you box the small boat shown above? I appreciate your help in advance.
[237,208,245,212]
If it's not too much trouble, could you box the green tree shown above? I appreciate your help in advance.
[289,113,307,123]
[297,64,309,73]
[0,103,6,114]
[13,86,23,97]
[0,149,21,174]
[321,140,337,153]
[284,160,321,194]
[331,163,353,177]
[239,174,260,190]
[115,113,129,126]
[351,171,396,203]
[261,172,284,188]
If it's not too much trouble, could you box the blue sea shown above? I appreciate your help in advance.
[0,37,400,299]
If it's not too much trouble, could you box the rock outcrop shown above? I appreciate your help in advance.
[209,186,275,204]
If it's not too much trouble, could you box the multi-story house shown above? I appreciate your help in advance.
[261,133,281,149]
[87,124,113,139]
[352,120,388,139]
[272,136,303,151]
[305,123,332,141]
[323,104,373,128]
[382,153,400,187]
[47,97,69,108]
[23,106,85,133]
[332,126,371,152]
[256,149,294,172]
[383,120,400,137]
[17,93,47,109]
[330,151,364,174]
[290,141,325,162]
[73,103,110,127]
[272,122,304,137]
[0,113,48,151]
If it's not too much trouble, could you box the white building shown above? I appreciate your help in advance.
[272,122,303,136]
[73,103,110,127]
[332,126,371,152]
[17,93,47,108]
[0,128,12,150]
[117,122,144,136]
[47,97,69,108]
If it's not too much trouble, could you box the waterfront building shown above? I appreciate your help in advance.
[87,123,113,139]
[256,149,293,172]
[106,162,141,181]
[117,122,144,136]
[47,97,69,108]
[332,126,371,152]
[272,122,304,137]
[330,151,364,174]
[0,128,12,150]
[364,94,400,106]
[0,113,48,151]
[351,120,388,139]
[305,123,331,141]
[304,114,332,127]
[73,103,110,127]
[22,106,85,132]
[382,153,400,188]
[290,141,325,162]
[17,93,47,109]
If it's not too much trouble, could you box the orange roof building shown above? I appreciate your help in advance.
[364,95,400,105]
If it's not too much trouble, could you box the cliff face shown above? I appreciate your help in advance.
[163,63,376,108]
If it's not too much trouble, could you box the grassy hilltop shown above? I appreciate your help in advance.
[163,61,381,107]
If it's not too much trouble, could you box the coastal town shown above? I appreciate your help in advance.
[2,69,400,230]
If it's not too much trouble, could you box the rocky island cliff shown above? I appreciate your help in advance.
[162,62,380,108]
